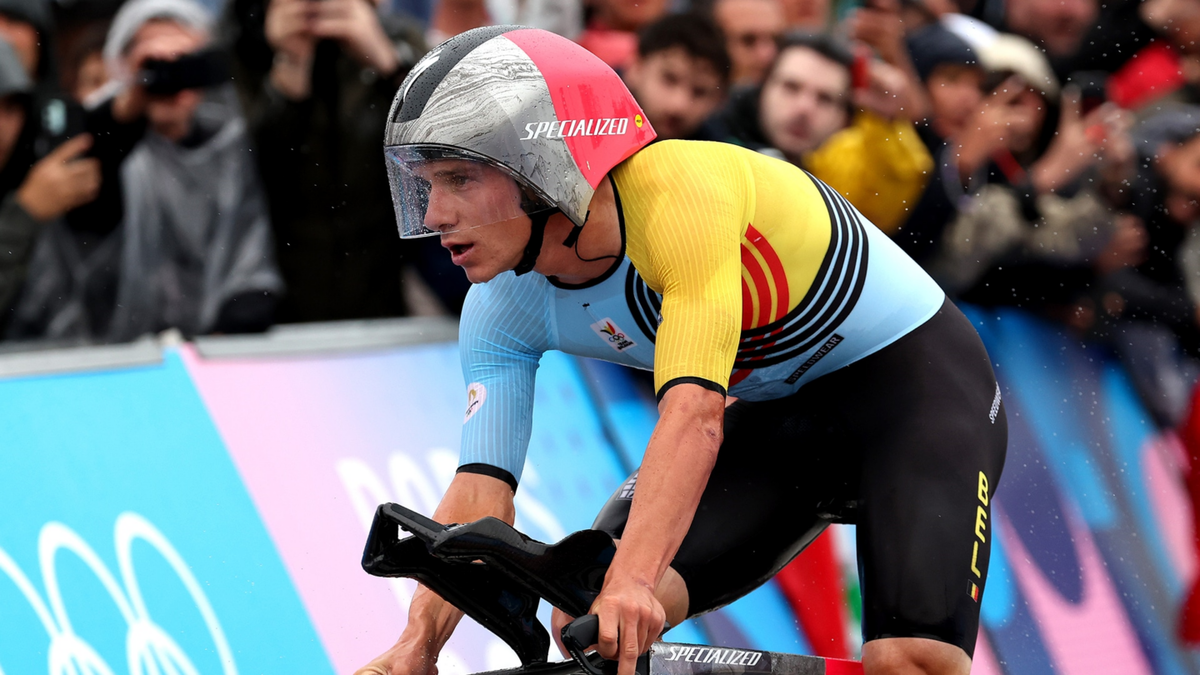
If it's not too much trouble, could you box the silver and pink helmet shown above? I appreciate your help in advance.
[384,26,656,266]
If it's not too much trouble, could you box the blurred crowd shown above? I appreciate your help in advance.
[0,0,1198,420]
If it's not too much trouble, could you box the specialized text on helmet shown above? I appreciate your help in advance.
[521,118,631,141]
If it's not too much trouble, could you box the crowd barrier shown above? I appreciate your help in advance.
[0,308,1196,674]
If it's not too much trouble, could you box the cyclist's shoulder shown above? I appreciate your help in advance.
[616,139,751,179]
[461,272,553,329]
[612,141,756,227]
[614,140,816,207]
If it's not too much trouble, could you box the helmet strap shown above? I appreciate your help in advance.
[560,210,589,249]
[513,209,555,276]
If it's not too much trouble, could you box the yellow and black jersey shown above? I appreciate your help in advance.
[458,140,944,482]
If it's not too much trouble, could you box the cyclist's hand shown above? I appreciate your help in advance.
[354,640,438,675]
[592,577,665,675]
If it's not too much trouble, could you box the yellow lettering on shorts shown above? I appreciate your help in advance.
[969,471,991,593]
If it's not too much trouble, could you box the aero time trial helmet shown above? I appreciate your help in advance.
[384,26,656,274]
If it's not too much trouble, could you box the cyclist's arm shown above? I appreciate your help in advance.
[593,382,723,650]
[597,148,744,673]
[389,472,516,662]
[359,279,549,675]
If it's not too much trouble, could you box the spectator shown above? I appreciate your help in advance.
[779,0,829,31]
[972,0,1097,79]
[0,0,147,242]
[7,0,283,341]
[64,22,110,103]
[0,37,102,333]
[846,0,929,121]
[0,0,54,88]
[714,32,932,233]
[1108,0,1200,109]
[623,13,730,141]
[425,0,490,46]
[895,22,983,260]
[424,0,581,45]
[1067,0,1158,78]
[921,34,1143,322]
[1101,107,1200,429]
[712,0,784,88]
[910,23,982,144]
[224,0,449,320]
[576,0,670,71]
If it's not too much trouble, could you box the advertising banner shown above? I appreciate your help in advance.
[0,351,331,674]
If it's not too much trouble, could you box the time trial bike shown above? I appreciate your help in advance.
[361,502,863,675]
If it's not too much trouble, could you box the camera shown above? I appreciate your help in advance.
[138,48,230,96]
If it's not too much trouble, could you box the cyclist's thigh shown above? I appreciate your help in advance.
[849,300,1008,658]
[593,386,856,616]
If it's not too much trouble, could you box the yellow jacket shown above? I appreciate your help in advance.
[804,112,933,235]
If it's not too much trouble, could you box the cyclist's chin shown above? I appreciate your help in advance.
[460,259,506,284]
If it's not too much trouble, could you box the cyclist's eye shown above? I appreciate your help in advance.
[435,171,473,189]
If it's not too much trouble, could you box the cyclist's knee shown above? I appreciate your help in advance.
[658,566,689,627]
[861,637,970,675]
[551,607,575,657]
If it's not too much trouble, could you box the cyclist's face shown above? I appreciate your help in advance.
[417,159,531,283]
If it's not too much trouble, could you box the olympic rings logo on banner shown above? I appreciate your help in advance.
[0,511,237,675]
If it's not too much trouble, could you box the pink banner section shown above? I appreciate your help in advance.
[971,632,1004,675]
[997,509,1152,675]
[180,345,523,674]
[1144,435,1198,582]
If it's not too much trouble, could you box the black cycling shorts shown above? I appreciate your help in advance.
[593,298,1007,657]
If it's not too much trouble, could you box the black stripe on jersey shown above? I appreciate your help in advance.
[625,265,661,343]
[732,175,869,369]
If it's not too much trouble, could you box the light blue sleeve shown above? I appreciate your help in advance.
[458,272,554,485]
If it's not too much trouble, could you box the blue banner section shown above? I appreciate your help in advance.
[0,352,333,674]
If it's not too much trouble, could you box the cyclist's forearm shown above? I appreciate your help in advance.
[609,384,723,590]
[398,585,465,654]
[400,472,517,648]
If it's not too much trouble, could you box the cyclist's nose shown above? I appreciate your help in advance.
[424,184,457,233]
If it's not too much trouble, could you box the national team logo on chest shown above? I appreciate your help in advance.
[591,318,637,352]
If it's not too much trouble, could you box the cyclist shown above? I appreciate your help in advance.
[358,25,1007,675]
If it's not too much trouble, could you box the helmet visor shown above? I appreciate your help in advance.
[386,145,555,239]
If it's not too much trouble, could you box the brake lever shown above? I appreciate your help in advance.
[561,615,606,675]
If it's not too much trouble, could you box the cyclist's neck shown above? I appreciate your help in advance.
[536,175,622,286]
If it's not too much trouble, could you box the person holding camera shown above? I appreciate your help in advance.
[0,36,103,334]
[5,0,283,342]
[224,0,446,321]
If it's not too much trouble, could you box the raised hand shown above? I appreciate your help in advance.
[1031,86,1114,194]
[847,0,907,67]
[953,77,1034,180]
[265,0,318,99]
[310,0,399,75]
[852,58,917,120]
